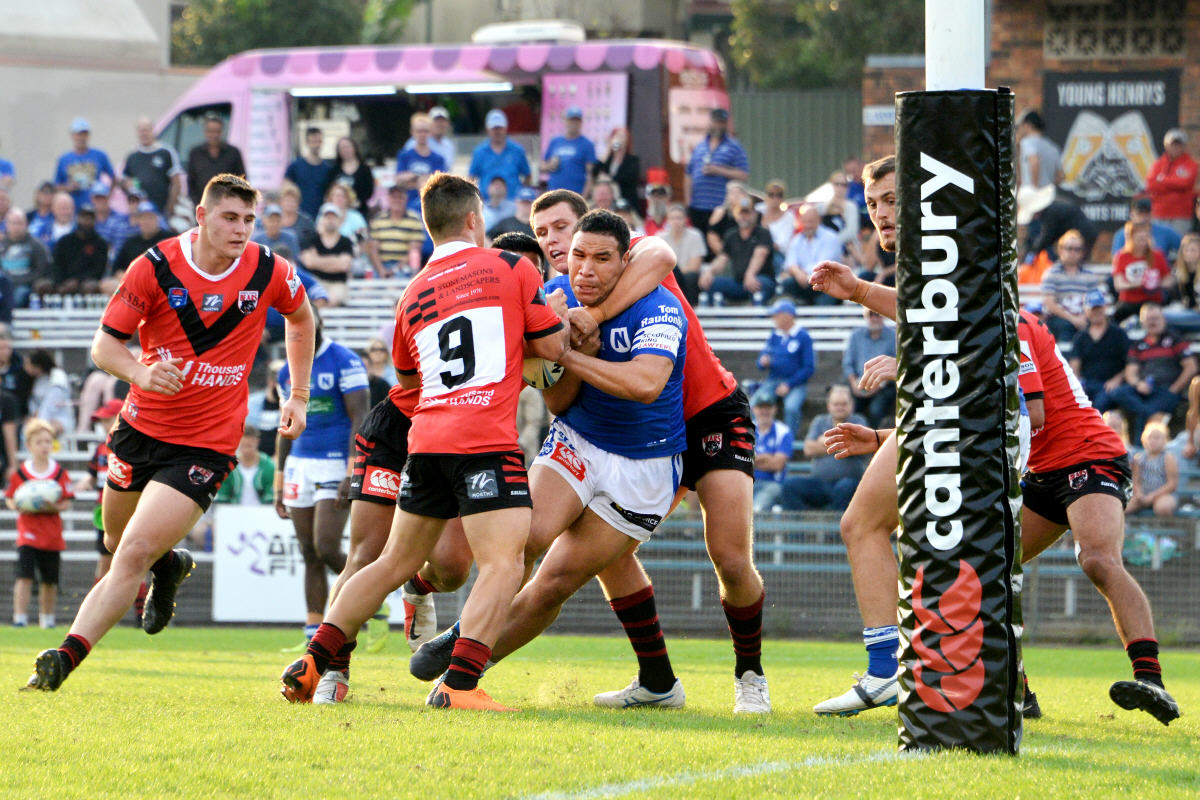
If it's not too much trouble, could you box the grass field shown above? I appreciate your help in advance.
[3,627,1197,799]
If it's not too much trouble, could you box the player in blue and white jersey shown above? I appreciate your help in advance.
[276,318,370,649]
[410,209,692,707]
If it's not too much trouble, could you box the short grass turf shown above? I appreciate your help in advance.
[2,627,1197,799]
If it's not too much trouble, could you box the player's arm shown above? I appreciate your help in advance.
[810,260,898,320]
[279,301,316,440]
[274,431,292,520]
[1026,397,1045,431]
[91,329,184,395]
[557,350,674,405]
[585,237,677,324]
[823,423,892,459]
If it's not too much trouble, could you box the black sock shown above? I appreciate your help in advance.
[444,637,490,691]
[58,634,92,674]
[305,623,346,675]
[328,639,357,676]
[1126,638,1164,687]
[150,549,177,576]
[722,592,765,677]
[610,586,676,694]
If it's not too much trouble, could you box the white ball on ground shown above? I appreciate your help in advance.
[13,479,63,513]
[522,357,564,389]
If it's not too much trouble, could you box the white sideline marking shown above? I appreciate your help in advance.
[522,750,917,800]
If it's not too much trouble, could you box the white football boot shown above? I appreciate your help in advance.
[594,677,685,709]
[813,670,899,717]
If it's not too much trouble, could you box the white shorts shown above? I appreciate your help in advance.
[283,456,345,508]
[1018,414,1031,474]
[532,419,682,542]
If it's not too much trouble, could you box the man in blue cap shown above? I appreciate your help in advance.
[469,109,531,198]
[55,118,115,209]
[540,106,596,196]
[1068,288,1129,411]
[756,298,814,433]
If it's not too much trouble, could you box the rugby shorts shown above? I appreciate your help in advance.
[348,398,411,506]
[680,388,756,490]
[399,451,531,519]
[1022,454,1132,526]
[283,456,346,508]
[106,420,235,512]
[16,546,61,585]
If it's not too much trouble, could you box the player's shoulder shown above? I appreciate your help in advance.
[627,286,684,321]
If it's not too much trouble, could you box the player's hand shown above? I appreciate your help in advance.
[568,306,598,344]
[136,357,185,395]
[273,495,290,520]
[278,395,308,440]
[809,260,857,300]
[823,422,880,459]
[336,476,351,509]
[547,288,569,321]
[859,355,898,392]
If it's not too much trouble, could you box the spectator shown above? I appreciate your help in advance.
[1113,220,1172,323]
[284,127,333,219]
[1,209,53,308]
[0,270,11,324]
[698,198,774,305]
[1145,128,1198,236]
[592,127,641,211]
[540,106,596,196]
[362,338,395,408]
[403,105,457,170]
[781,385,868,512]
[705,181,751,258]
[55,117,115,208]
[1110,195,1181,262]
[321,137,375,219]
[1107,303,1197,440]
[366,185,425,277]
[1126,421,1179,517]
[112,201,173,276]
[780,203,843,305]
[685,107,749,239]
[481,176,515,232]
[25,182,55,246]
[395,113,448,214]
[47,191,76,248]
[589,177,616,211]
[122,117,183,218]
[1016,109,1062,190]
[89,183,134,268]
[756,299,814,433]
[0,139,13,192]
[185,114,246,207]
[656,203,705,306]
[123,181,171,233]
[213,427,274,506]
[25,349,74,435]
[278,181,316,247]
[1173,233,1200,309]
[0,188,10,236]
[487,187,536,240]
[642,172,669,236]
[251,203,302,265]
[1018,183,1098,265]
[843,155,867,224]
[0,384,19,486]
[469,109,530,198]
[843,308,897,428]
[300,203,354,305]
[1041,228,1105,341]
[1102,409,1132,449]
[51,204,107,294]
[759,180,797,267]
[323,182,368,244]
[751,390,794,512]
[613,198,644,236]
[0,324,32,415]
[819,170,860,252]
[1070,289,1129,411]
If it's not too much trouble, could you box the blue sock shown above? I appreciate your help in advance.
[864,625,899,678]
[303,623,319,641]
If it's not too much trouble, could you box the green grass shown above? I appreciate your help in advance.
[3,627,1197,799]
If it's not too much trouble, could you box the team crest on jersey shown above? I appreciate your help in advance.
[168,287,188,309]
[202,293,223,312]
[609,327,631,353]
[188,465,215,486]
[317,373,334,390]
[1068,469,1088,490]
[238,290,259,314]
[126,403,139,418]
[703,432,723,456]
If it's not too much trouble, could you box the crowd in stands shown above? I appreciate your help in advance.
[5,103,1200,535]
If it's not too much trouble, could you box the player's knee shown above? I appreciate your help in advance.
[428,556,471,592]
[315,538,344,569]
[1075,546,1123,586]
[706,539,753,579]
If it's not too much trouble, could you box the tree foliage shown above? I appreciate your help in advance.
[172,0,415,65]
[730,0,925,89]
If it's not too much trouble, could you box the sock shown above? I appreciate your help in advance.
[1126,638,1164,687]
[58,633,92,674]
[305,623,346,675]
[327,639,357,676]
[610,586,676,694]
[13,614,28,626]
[150,549,178,576]
[40,614,55,629]
[303,623,319,640]
[134,581,148,620]
[722,592,765,677]
[444,636,491,691]
[405,574,437,596]
[864,625,900,678]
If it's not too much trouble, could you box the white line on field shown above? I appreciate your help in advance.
[521,749,918,800]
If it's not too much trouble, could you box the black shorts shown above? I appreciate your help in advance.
[348,399,411,506]
[1022,454,1132,526]
[399,451,531,518]
[96,528,109,555]
[680,388,757,490]
[105,421,236,512]
[16,546,61,585]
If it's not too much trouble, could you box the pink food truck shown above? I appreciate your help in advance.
[155,38,732,202]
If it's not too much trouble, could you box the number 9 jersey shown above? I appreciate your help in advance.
[393,241,563,455]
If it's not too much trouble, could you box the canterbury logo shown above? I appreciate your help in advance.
[362,467,401,497]
[911,559,984,713]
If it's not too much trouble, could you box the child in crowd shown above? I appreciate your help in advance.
[5,418,73,627]
[1127,421,1179,517]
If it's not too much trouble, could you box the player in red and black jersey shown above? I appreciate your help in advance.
[25,174,316,693]
[282,173,569,711]
[527,190,769,713]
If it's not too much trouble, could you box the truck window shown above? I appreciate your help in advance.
[159,103,233,161]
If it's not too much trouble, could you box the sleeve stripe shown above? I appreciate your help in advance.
[396,367,418,376]
[100,324,133,340]
[524,320,564,341]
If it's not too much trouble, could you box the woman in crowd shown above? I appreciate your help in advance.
[592,127,641,211]
[322,137,375,219]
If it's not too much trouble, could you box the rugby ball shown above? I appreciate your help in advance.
[522,357,564,390]
[13,479,63,514]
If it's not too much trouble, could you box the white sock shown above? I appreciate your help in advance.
[39,614,55,628]
[13,614,28,626]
